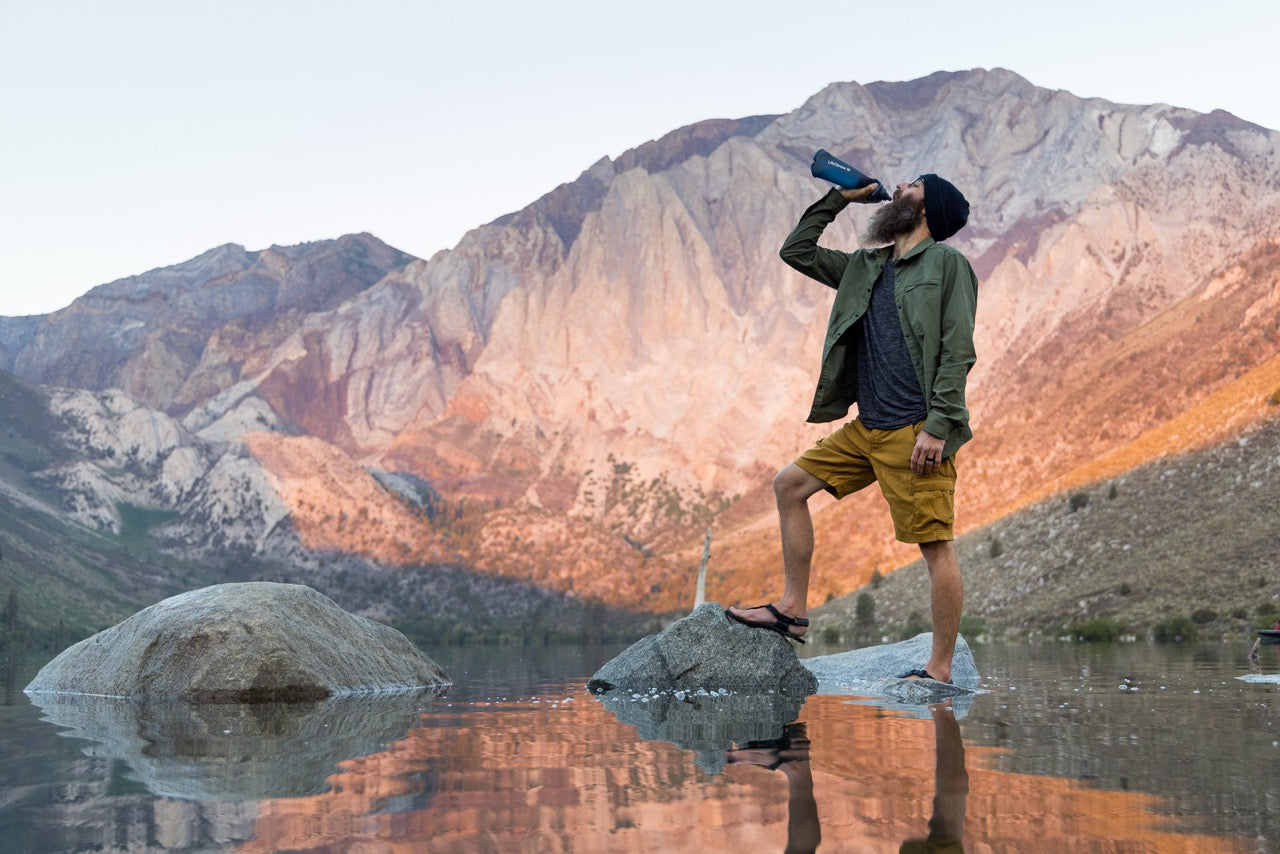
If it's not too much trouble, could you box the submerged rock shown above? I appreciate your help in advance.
[25,582,450,701]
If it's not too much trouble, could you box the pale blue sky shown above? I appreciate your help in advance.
[2,0,1275,316]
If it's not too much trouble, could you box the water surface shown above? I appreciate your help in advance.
[3,640,1278,852]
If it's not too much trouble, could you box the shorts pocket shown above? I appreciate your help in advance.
[910,488,955,537]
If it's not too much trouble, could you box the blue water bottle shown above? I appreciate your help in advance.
[810,149,892,201]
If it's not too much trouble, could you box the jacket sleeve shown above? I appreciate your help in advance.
[779,188,854,289]
[922,250,979,443]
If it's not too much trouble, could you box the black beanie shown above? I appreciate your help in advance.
[919,174,969,241]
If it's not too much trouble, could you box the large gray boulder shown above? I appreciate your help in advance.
[25,582,450,701]
[587,602,818,695]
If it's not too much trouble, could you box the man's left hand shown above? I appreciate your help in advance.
[838,183,881,204]
[911,430,946,476]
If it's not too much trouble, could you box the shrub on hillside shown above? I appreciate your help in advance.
[855,592,876,626]
[1068,617,1124,642]
[900,611,930,639]
[1153,617,1197,643]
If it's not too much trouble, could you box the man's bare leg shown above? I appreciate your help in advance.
[915,539,963,683]
[727,464,828,636]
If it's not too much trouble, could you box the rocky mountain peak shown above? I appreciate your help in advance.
[2,233,414,415]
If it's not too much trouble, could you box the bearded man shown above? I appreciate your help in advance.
[727,175,977,684]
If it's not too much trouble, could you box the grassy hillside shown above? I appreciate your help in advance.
[814,411,1280,644]
[0,493,226,651]
[0,372,231,649]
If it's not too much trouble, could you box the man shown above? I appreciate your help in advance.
[727,173,977,684]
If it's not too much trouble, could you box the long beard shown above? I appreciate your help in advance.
[861,196,925,246]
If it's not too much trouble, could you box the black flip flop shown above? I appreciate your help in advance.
[897,668,952,684]
[726,723,811,768]
[725,603,809,644]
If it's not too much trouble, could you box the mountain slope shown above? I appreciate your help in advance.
[814,409,1280,640]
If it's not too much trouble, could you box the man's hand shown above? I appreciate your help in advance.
[910,430,946,476]
[839,183,882,204]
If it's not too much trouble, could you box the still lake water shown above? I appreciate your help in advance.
[3,638,1279,853]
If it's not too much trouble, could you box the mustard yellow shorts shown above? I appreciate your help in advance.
[793,419,956,543]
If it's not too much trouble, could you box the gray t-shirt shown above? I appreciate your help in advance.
[853,261,927,429]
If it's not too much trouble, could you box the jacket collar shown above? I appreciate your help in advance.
[893,235,936,264]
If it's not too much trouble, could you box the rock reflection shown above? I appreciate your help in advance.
[597,689,806,773]
[28,689,445,800]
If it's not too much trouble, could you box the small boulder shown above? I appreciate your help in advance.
[25,582,450,701]
[588,602,818,695]
[804,632,980,703]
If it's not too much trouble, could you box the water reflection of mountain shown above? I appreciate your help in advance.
[240,692,1241,853]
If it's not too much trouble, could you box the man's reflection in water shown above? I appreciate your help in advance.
[724,703,969,854]
[725,721,820,854]
[900,702,969,854]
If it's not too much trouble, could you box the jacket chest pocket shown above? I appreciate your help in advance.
[897,279,941,335]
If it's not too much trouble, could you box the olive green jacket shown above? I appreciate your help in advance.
[780,189,979,459]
